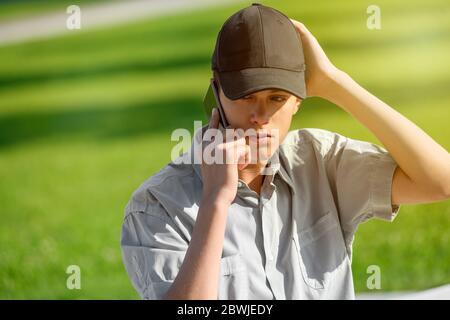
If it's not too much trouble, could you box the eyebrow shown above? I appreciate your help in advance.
[242,89,289,97]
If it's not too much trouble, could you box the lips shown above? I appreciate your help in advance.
[256,132,272,139]
[255,132,273,145]
[244,131,275,146]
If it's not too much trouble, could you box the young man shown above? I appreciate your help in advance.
[120,4,450,299]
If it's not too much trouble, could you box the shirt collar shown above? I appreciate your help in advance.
[189,125,296,194]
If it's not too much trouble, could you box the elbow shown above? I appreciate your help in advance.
[440,182,450,199]
[435,173,450,200]
[430,163,450,200]
[441,167,450,199]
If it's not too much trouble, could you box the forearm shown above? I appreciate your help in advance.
[323,70,450,193]
[163,194,230,299]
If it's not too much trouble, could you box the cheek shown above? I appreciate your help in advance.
[223,105,243,125]
[271,111,294,142]
[220,92,242,124]
[287,100,299,114]
[224,104,251,126]
[273,105,295,125]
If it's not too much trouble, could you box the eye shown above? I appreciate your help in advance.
[271,96,288,102]
[242,95,253,100]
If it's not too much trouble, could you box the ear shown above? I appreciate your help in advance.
[293,98,301,115]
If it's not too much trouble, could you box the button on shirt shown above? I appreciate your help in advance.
[120,125,401,299]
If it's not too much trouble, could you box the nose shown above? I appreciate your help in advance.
[250,106,270,126]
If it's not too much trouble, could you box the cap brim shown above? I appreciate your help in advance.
[218,67,306,100]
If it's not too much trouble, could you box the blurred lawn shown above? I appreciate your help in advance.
[0,0,108,22]
[0,0,449,299]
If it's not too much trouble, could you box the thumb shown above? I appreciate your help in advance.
[237,144,252,170]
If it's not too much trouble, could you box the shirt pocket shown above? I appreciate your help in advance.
[292,211,347,290]
[218,253,248,300]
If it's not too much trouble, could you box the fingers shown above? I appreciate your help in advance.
[290,19,319,45]
[204,117,253,169]
[220,132,247,165]
[237,144,252,170]
[290,19,309,35]
[208,107,220,130]
[290,19,303,32]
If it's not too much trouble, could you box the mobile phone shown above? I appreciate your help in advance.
[203,78,229,129]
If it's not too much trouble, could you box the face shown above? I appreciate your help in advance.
[218,85,301,166]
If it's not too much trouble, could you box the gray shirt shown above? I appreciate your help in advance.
[120,125,401,299]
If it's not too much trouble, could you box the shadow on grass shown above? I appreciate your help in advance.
[0,52,211,89]
[0,11,221,88]
[0,95,206,149]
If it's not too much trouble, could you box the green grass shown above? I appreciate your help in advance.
[0,0,449,298]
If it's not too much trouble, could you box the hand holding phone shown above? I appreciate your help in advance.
[200,85,251,205]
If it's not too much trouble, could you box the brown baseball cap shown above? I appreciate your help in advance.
[212,3,306,100]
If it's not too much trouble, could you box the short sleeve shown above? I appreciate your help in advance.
[120,193,188,300]
[324,133,401,244]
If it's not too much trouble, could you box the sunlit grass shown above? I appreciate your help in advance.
[0,0,449,298]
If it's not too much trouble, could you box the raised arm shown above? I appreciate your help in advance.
[163,108,251,299]
[290,19,450,206]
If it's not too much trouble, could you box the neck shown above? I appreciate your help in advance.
[238,162,268,195]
